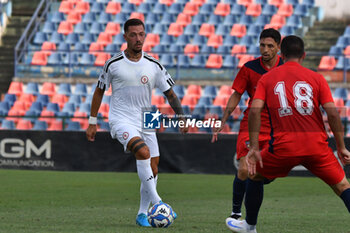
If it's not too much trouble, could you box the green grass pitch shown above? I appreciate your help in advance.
[0,169,348,233]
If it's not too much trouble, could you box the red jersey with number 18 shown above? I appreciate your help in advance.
[253,61,334,156]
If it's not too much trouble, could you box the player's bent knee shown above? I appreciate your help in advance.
[332,177,350,196]
[134,144,150,160]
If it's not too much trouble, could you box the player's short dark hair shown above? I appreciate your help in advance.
[124,18,145,33]
[281,35,305,59]
[259,28,281,44]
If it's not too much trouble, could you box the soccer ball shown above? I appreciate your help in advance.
[147,202,175,228]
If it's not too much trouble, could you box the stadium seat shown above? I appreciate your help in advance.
[192,34,207,46]
[80,53,95,66]
[222,55,239,68]
[176,13,192,27]
[223,14,239,26]
[269,0,284,7]
[199,24,216,37]
[91,2,105,13]
[27,101,43,115]
[24,82,39,96]
[202,85,217,99]
[246,3,262,17]
[105,43,119,53]
[89,42,104,56]
[206,54,223,68]
[160,13,176,25]
[65,120,82,131]
[280,25,295,36]
[269,14,286,29]
[248,45,260,55]
[230,4,246,16]
[328,45,343,59]
[261,4,277,16]
[57,83,72,96]
[207,14,223,26]
[187,84,202,97]
[66,11,82,25]
[42,21,57,34]
[35,94,49,107]
[32,120,48,130]
[74,1,90,14]
[105,22,120,36]
[238,54,255,68]
[335,36,350,49]
[152,24,168,35]
[239,15,253,25]
[192,105,207,120]
[238,0,253,7]
[41,42,56,56]
[152,3,168,14]
[40,82,56,97]
[277,3,294,17]
[206,105,223,119]
[218,85,233,96]
[184,44,199,58]
[183,2,199,16]
[65,33,80,45]
[105,1,121,15]
[47,52,64,65]
[145,13,161,25]
[181,95,199,110]
[0,101,11,116]
[1,119,16,129]
[59,1,74,14]
[223,35,239,47]
[216,25,231,36]
[334,88,348,101]
[207,0,220,5]
[145,33,160,48]
[50,12,65,24]
[192,13,207,26]
[201,45,216,54]
[191,55,207,68]
[6,109,25,123]
[254,15,270,27]
[137,3,152,14]
[47,120,63,131]
[8,81,23,96]
[192,0,206,7]
[169,44,184,53]
[184,24,200,36]
[82,12,97,24]
[94,52,111,66]
[247,25,263,37]
[239,35,255,46]
[207,34,223,49]
[16,119,32,130]
[160,54,175,67]
[213,95,230,108]
[18,93,35,104]
[231,24,247,38]
[152,44,168,53]
[286,15,302,29]
[168,3,183,14]
[168,23,184,37]
[31,51,48,66]
[294,4,309,17]
[214,3,231,17]
[96,32,112,47]
[57,21,73,36]
[98,121,110,131]
[129,12,145,22]
[49,32,65,44]
[172,85,185,99]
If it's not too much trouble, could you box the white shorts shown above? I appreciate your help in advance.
[110,123,160,158]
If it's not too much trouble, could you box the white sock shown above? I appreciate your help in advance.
[137,183,150,215]
[136,159,161,207]
[244,220,256,231]
[154,175,158,187]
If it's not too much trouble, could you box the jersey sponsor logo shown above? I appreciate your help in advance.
[141,75,149,84]
[122,132,129,140]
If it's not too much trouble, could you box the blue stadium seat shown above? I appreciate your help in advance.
[335,36,350,49]
[74,22,89,35]
[231,121,240,133]
[58,83,72,96]
[217,45,231,54]
[50,12,65,24]
[98,12,113,24]
[152,44,168,53]
[78,103,91,114]
[105,44,119,53]
[57,42,71,52]
[255,0,268,4]
[287,0,299,6]
[191,14,207,26]
[61,102,76,117]
[102,95,111,104]
[199,3,214,15]
[202,85,217,98]
[159,34,176,46]
[201,45,216,54]
[99,121,110,131]
[335,57,350,70]
[223,14,239,26]
[121,2,137,13]
[333,87,348,101]
[42,21,57,34]
[35,94,49,107]
[90,22,105,35]
[192,34,207,46]
[85,94,93,104]
[47,52,64,65]
[1,120,15,129]
[184,24,199,35]
[223,35,239,47]
[261,4,277,16]
[177,55,191,68]
[216,24,231,36]
[254,15,270,27]
[286,15,303,28]
[197,96,213,108]
[28,102,43,115]
[74,83,88,96]
[222,55,238,68]
[49,32,65,44]
[302,0,315,7]
[138,3,152,14]
[113,33,125,45]
[3,93,16,107]
[152,23,168,34]
[175,35,191,46]
[294,4,309,17]
[73,42,88,52]
[344,26,350,38]
[247,25,263,37]
[248,45,260,55]
[208,14,223,26]
[81,32,96,45]
[64,53,80,65]
[65,33,80,45]
[91,2,105,13]
[191,54,207,67]
[169,44,184,53]
[160,13,176,25]
[223,0,237,4]
[152,3,168,14]
[192,105,207,119]
[181,105,191,115]
[239,35,255,46]
[47,102,60,113]
[25,82,39,95]
[160,54,175,68]
[32,120,48,130]
[231,4,246,16]
[145,13,161,25]
[65,121,81,131]
[239,15,254,25]
[168,3,184,14]
[0,101,10,115]
[172,85,185,99]
[82,12,97,24]
[280,25,295,36]
[33,32,48,45]
[207,0,220,4]
[328,46,343,59]
[114,12,129,24]
[208,105,223,118]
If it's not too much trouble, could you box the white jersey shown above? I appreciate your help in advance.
[97,51,174,130]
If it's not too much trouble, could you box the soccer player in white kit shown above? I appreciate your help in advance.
[86,19,188,227]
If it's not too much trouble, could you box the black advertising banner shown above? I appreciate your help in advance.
[0,130,348,177]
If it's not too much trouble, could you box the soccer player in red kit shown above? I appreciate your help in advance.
[226,35,350,233]
[212,28,283,219]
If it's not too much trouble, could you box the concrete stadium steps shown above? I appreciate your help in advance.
[303,19,350,70]
[0,16,31,95]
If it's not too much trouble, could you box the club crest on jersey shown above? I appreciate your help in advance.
[122,132,129,140]
[141,76,149,84]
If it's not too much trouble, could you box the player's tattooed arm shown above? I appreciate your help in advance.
[164,88,184,116]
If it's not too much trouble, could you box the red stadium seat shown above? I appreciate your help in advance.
[213,95,229,107]
[105,22,120,36]
[183,2,199,16]
[158,103,175,116]
[47,120,63,131]
[231,44,247,59]
[16,119,33,130]
[218,85,233,96]
[129,0,143,6]
[57,21,74,35]
[207,34,223,49]
[39,110,56,124]
[238,0,253,7]
[8,81,24,96]
[41,42,56,56]
[277,4,294,17]
[11,100,28,112]
[72,111,88,127]
[130,12,145,22]
[18,93,35,103]
[74,1,90,14]
[105,1,121,15]
[40,82,57,97]
[31,51,48,66]
[269,14,286,29]
[168,23,184,37]
[51,94,68,110]
[151,95,165,108]
[66,11,82,25]
[269,0,284,7]
[6,109,25,123]
[120,43,127,51]
[246,3,261,17]
[206,54,223,69]
[144,33,160,48]
[96,32,113,47]
[94,52,111,66]
[160,0,175,7]
[181,95,198,110]
[238,55,255,68]
[190,0,205,7]
[184,44,199,58]
[344,45,350,56]
[186,84,202,97]
[318,56,337,71]
[99,103,110,118]
[214,3,231,17]
[199,23,215,37]
[176,13,192,27]
[89,42,104,56]
[59,1,74,14]
[230,24,247,38]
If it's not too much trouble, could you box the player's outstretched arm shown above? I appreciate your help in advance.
[212,91,242,143]
[323,102,350,164]
[86,87,104,141]
[163,88,188,134]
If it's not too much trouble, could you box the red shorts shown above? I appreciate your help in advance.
[236,132,270,160]
[257,147,345,185]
